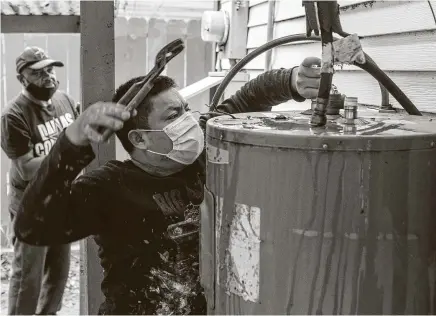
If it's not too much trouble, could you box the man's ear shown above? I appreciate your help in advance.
[128,130,149,150]
[17,74,28,87]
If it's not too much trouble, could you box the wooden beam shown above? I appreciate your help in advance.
[79,1,115,315]
[0,15,80,33]
[179,76,224,100]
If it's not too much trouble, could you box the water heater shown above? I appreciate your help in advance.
[200,107,436,314]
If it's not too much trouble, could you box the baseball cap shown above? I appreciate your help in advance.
[16,46,64,74]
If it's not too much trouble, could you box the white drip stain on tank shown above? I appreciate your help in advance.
[291,229,418,241]
[226,203,261,302]
[215,197,262,302]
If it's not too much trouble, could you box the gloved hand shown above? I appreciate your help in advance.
[292,56,322,99]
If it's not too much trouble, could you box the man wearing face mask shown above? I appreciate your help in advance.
[1,46,78,315]
[13,56,321,314]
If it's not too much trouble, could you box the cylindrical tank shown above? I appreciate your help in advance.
[200,108,436,315]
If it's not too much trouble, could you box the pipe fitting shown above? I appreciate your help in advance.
[310,97,329,127]
[326,93,344,115]
[344,97,358,125]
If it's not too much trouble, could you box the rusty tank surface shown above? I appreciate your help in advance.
[200,107,436,315]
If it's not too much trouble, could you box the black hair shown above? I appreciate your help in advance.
[113,75,177,153]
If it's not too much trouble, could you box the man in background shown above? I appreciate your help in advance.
[1,47,78,315]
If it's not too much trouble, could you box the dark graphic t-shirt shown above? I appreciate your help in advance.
[1,91,77,213]
[90,159,207,315]
[13,131,208,314]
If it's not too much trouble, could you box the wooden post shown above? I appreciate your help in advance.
[0,15,80,33]
[79,1,115,314]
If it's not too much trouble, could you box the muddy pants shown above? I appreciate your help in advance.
[8,214,70,315]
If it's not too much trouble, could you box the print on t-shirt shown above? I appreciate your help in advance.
[1,91,77,213]
[152,172,204,217]
[153,189,185,216]
[35,113,74,156]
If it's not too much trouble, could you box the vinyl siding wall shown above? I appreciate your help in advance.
[222,0,436,112]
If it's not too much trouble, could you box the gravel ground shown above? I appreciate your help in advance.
[0,247,80,315]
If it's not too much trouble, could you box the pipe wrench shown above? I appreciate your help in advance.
[100,38,185,139]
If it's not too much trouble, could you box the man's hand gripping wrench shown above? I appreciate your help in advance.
[100,38,185,139]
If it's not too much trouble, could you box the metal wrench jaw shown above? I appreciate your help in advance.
[135,39,185,86]
[155,38,185,68]
[123,38,185,107]
[99,39,185,140]
[123,39,185,112]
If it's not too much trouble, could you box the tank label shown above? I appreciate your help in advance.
[207,144,229,164]
[215,197,261,302]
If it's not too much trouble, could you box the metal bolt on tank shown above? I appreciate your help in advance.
[201,107,436,315]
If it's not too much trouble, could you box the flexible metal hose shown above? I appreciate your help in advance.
[210,34,422,116]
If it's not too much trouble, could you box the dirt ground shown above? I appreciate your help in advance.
[0,247,80,315]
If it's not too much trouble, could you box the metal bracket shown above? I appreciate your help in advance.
[219,0,249,59]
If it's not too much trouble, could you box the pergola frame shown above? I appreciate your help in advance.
[1,1,115,314]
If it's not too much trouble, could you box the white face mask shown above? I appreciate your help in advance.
[138,112,204,165]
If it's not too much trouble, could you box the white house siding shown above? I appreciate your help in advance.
[222,0,436,113]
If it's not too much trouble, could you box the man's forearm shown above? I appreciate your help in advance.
[15,131,96,245]
[12,155,45,181]
[18,156,45,181]
[217,67,305,114]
